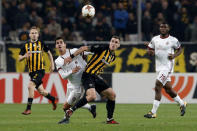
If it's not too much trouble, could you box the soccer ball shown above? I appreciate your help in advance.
[82,5,95,18]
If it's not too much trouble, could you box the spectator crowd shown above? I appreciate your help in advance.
[2,0,197,42]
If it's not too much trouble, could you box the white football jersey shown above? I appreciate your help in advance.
[148,35,181,72]
[55,48,91,88]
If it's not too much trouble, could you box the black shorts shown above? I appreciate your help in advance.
[81,72,110,94]
[29,69,45,88]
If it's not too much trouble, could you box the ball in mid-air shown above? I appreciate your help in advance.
[82,5,95,18]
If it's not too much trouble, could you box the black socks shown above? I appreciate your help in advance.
[71,96,88,111]
[106,99,115,119]
[26,98,33,110]
[45,93,55,102]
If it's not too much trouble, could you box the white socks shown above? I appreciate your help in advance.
[150,95,184,114]
[173,95,184,106]
[151,100,160,114]
[82,103,91,110]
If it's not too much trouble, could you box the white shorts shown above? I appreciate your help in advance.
[156,71,171,86]
[66,87,85,105]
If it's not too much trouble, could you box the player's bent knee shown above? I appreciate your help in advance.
[86,94,97,101]
[108,91,116,100]
[112,92,116,100]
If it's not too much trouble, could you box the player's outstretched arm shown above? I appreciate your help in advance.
[71,46,89,58]
[47,50,55,72]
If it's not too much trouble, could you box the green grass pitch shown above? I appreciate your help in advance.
[0,103,197,131]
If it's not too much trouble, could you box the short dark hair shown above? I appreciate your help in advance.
[111,35,120,40]
[30,26,40,33]
[160,21,170,29]
[160,21,169,26]
[55,37,64,44]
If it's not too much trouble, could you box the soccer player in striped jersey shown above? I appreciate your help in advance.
[144,22,187,118]
[19,26,57,115]
[65,36,120,124]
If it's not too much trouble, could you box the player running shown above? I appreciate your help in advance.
[55,37,96,124]
[144,22,187,118]
[19,26,57,115]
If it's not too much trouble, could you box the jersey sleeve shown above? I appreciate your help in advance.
[55,58,72,79]
[19,44,26,55]
[173,38,181,49]
[148,38,155,49]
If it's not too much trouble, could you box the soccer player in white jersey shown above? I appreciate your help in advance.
[144,22,187,118]
[55,37,96,124]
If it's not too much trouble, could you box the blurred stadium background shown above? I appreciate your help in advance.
[0,0,197,130]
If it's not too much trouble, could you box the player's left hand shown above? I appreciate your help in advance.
[168,54,175,60]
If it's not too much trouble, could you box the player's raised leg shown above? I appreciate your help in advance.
[164,82,187,116]
[66,88,97,120]
[58,88,96,124]
[37,85,57,110]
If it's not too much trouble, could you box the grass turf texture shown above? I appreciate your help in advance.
[0,103,197,131]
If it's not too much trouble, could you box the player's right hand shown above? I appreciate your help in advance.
[64,57,72,64]
[72,66,81,73]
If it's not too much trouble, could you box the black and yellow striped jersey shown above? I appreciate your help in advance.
[19,40,49,72]
[85,45,115,75]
